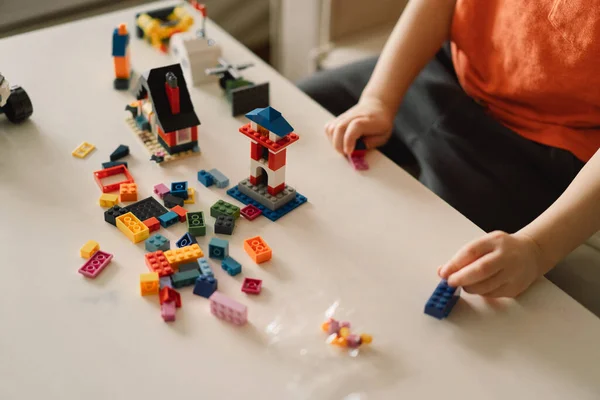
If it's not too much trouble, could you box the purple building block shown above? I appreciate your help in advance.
[78,250,113,278]
[159,276,172,289]
[153,183,170,199]
[161,301,176,322]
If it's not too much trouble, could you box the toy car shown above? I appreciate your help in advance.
[135,5,194,53]
[0,73,33,123]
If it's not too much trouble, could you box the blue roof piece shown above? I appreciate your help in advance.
[245,107,294,137]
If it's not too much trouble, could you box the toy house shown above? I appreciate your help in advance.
[126,63,201,164]
[227,107,307,221]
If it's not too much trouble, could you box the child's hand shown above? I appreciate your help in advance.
[325,97,394,156]
[437,231,549,298]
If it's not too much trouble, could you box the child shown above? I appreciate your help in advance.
[299,0,600,298]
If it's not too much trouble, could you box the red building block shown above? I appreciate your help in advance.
[268,183,285,196]
[143,217,161,232]
[241,278,262,295]
[93,165,134,193]
[240,204,262,221]
[171,205,187,222]
[159,287,181,307]
[145,251,174,277]
[268,149,286,171]
[250,141,263,161]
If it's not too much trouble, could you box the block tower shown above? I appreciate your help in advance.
[112,24,131,90]
[227,107,307,221]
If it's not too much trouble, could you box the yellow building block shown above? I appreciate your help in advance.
[99,193,119,207]
[184,188,195,204]
[72,142,95,158]
[164,244,203,268]
[80,240,99,259]
[116,212,149,243]
[140,272,159,296]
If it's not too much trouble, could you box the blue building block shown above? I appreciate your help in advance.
[208,168,229,188]
[135,115,150,131]
[176,232,197,248]
[159,276,172,289]
[110,144,130,161]
[197,170,214,187]
[112,27,129,57]
[145,234,170,252]
[158,211,179,228]
[208,237,229,260]
[424,280,461,320]
[171,181,188,199]
[102,160,128,169]
[179,261,199,273]
[193,275,218,298]
[221,256,242,276]
[197,258,213,277]
[227,186,307,222]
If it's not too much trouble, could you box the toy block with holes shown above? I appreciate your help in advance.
[197,170,214,187]
[72,142,96,158]
[158,211,179,228]
[221,256,241,276]
[184,187,196,204]
[208,168,228,188]
[164,243,203,268]
[140,272,160,296]
[119,183,138,202]
[208,237,229,260]
[170,181,188,199]
[209,292,247,326]
[171,205,187,222]
[424,280,461,320]
[94,164,134,193]
[187,211,206,236]
[78,250,113,278]
[99,193,119,208]
[116,212,149,243]
[210,200,240,219]
[240,204,262,221]
[197,257,213,276]
[193,275,218,298]
[80,240,100,259]
[176,232,197,248]
[143,217,160,232]
[126,197,168,221]
[153,183,170,198]
[145,250,174,277]
[241,278,262,295]
[104,205,129,226]
[214,215,235,235]
[243,236,272,263]
[145,234,170,252]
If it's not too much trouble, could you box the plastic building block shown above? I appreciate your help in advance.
[239,122,298,153]
[208,237,229,260]
[243,236,272,263]
[78,250,113,278]
[164,243,203,268]
[208,168,229,188]
[171,205,187,222]
[80,240,100,259]
[424,280,461,320]
[237,179,296,211]
[214,215,235,235]
[94,164,134,193]
[72,142,96,158]
[113,24,131,90]
[115,212,149,243]
[145,250,174,277]
[230,82,269,117]
[143,217,160,232]
[197,257,213,276]
[227,185,307,222]
[210,200,240,219]
[170,181,188,199]
[104,205,129,226]
[153,183,170,198]
[99,193,119,208]
[126,196,168,221]
[184,187,196,204]
[159,287,181,307]
[158,211,179,228]
[102,160,128,169]
[193,275,218,298]
[159,276,173,289]
[119,183,138,202]
[321,318,373,349]
[145,234,170,252]
[186,211,206,236]
[110,144,130,161]
[163,193,184,208]
[240,204,262,221]
[197,170,214,187]
[241,278,262,295]
[221,256,242,276]
[140,272,160,295]
[171,269,201,288]
[348,154,369,171]
[176,232,197,248]
[178,261,199,272]
[161,301,177,322]
[209,292,247,326]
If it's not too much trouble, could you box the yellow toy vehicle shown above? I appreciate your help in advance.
[135,5,193,53]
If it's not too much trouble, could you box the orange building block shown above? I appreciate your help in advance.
[145,250,174,277]
[140,272,159,296]
[80,240,100,259]
[119,183,138,202]
[171,205,187,222]
[114,55,131,79]
[243,236,272,264]
[164,244,203,268]
[116,212,149,243]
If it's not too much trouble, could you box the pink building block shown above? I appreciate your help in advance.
[240,204,262,221]
[209,292,248,325]
[348,154,369,171]
[78,250,113,278]
[161,301,176,322]
[153,183,170,198]
[241,278,262,295]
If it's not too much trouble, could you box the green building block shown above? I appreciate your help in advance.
[171,269,201,289]
[187,211,206,236]
[210,200,240,219]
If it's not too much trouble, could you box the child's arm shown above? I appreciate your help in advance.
[438,150,600,297]
[325,0,458,155]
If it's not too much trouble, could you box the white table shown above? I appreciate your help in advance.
[1,3,599,399]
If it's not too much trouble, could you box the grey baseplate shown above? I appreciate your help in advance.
[237,179,296,211]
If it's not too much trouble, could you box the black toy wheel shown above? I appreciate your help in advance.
[4,86,33,123]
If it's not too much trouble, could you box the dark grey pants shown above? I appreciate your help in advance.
[298,44,584,233]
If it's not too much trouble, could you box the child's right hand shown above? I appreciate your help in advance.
[324,97,395,156]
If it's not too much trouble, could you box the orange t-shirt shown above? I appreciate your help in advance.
[450,0,600,162]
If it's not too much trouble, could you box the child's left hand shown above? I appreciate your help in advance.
[437,231,550,298]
